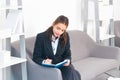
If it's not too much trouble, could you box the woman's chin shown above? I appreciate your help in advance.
[54,35,59,38]
[56,35,60,38]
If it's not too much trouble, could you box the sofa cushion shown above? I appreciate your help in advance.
[72,57,119,80]
[25,36,36,58]
[68,30,96,62]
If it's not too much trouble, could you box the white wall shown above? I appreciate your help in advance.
[113,0,120,20]
[22,0,81,38]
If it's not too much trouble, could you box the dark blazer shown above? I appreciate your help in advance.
[32,31,71,65]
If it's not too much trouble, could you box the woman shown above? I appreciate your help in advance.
[32,15,81,80]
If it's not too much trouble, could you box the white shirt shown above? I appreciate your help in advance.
[51,35,59,55]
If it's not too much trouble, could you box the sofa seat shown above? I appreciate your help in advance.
[72,57,119,80]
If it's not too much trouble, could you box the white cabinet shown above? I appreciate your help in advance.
[0,0,27,80]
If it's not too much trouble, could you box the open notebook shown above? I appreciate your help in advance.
[42,60,68,68]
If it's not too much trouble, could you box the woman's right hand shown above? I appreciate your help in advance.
[44,59,52,64]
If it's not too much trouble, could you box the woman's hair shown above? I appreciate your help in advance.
[54,15,69,27]
[46,15,69,47]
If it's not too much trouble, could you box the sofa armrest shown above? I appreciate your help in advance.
[11,42,62,80]
[27,57,62,80]
[90,45,120,61]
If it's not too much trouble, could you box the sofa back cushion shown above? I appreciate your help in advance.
[67,30,96,62]
[25,36,36,58]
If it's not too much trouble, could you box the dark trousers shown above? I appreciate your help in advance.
[60,64,81,80]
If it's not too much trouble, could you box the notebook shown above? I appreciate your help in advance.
[42,60,68,68]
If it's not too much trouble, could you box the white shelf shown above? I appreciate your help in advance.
[0,6,22,11]
[0,56,26,69]
[0,32,24,39]
[0,0,27,80]
[100,34,115,40]
[0,29,11,39]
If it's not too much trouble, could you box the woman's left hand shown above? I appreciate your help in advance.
[63,60,70,66]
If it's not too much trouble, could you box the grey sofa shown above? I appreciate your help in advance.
[114,20,120,47]
[11,30,120,80]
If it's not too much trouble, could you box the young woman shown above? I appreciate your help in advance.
[32,15,81,80]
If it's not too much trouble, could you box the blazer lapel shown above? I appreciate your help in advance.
[55,41,63,57]
[45,38,64,57]
[45,38,54,56]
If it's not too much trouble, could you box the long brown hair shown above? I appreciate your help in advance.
[46,15,69,47]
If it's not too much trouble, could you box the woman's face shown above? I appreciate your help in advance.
[52,23,67,38]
